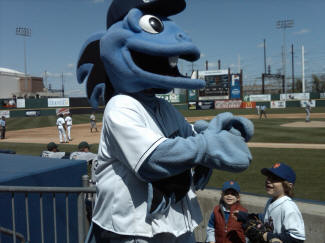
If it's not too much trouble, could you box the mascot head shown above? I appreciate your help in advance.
[77,0,205,108]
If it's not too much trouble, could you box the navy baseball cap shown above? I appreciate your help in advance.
[261,162,296,184]
[222,180,240,193]
[78,141,90,150]
[47,142,58,150]
[106,0,186,29]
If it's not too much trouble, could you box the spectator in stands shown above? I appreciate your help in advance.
[41,142,70,159]
[0,116,6,139]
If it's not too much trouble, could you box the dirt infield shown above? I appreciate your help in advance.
[1,113,324,149]
[1,123,103,145]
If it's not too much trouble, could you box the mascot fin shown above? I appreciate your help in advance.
[76,32,114,109]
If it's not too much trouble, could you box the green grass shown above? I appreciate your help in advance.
[0,142,99,156]
[251,118,325,143]
[2,109,325,202]
[179,107,325,117]
[206,147,325,202]
[1,142,324,201]
[6,114,104,131]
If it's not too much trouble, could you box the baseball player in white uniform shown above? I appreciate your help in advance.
[56,114,68,143]
[305,100,311,122]
[65,113,73,141]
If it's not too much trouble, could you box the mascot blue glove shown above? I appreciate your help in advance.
[77,0,254,242]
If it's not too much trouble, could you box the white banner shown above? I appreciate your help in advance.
[48,98,70,107]
[214,100,242,109]
[320,93,325,98]
[280,93,309,101]
[16,98,25,108]
[0,110,10,118]
[249,94,271,102]
[199,95,229,101]
[270,100,286,108]
[169,93,180,103]
[300,100,316,108]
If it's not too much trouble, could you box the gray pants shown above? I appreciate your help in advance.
[86,223,196,243]
[1,126,5,139]
[305,108,311,122]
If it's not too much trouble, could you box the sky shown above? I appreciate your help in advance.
[1,0,325,97]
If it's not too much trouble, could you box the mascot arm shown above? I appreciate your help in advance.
[138,112,253,182]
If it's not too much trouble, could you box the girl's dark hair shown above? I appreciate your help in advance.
[282,181,294,198]
[219,190,240,205]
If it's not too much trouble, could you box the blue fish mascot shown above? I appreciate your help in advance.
[77,0,254,242]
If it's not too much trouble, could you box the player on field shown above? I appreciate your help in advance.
[56,113,68,143]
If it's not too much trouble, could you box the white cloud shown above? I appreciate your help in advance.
[67,63,75,69]
[257,42,265,48]
[46,72,73,78]
[208,62,218,69]
[294,29,310,35]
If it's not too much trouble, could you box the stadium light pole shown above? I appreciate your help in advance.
[276,19,294,94]
[16,27,32,94]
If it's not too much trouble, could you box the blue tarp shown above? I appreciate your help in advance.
[0,153,87,243]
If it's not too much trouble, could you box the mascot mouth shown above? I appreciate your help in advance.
[130,50,184,77]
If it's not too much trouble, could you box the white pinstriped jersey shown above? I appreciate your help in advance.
[65,116,72,126]
[91,94,202,237]
[263,196,305,240]
[56,117,65,127]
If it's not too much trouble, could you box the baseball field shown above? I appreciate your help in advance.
[1,107,324,202]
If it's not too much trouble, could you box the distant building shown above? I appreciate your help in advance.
[0,67,44,98]
[0,67,62,99]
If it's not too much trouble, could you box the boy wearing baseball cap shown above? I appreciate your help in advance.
[206,180,247,243]
[260,162,305,242]
[236,163,306,243]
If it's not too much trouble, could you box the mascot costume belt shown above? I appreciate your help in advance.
[77,0,254,242]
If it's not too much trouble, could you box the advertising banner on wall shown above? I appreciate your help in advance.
[48,98,70,107]
[188,89,198,101]
[197,101,215,110]
[249,94,271,102]
[300,100,316,108]
[280,93,309,101]
[198,95,229,101]
[230,74,241,99]
[16,99,26,108]
[241,102,256,109]
[56,108,70,115]
[0,110,10,118]
[25,111,40,117]
[169,93,180,103]
[188,102,197,110]
[271,100,286,108]
[214,100,242,109]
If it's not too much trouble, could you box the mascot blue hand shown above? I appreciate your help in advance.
[193,120,209,133]
[199,112,254,142]
[228,116,254,142]
[200,113,253,170]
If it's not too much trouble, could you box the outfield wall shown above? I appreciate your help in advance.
[195,189,325,243]
[1,93,325,117]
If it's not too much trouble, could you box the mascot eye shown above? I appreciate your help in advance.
[139,15,164,34]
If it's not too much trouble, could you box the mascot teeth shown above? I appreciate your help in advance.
[168,56,179,67]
